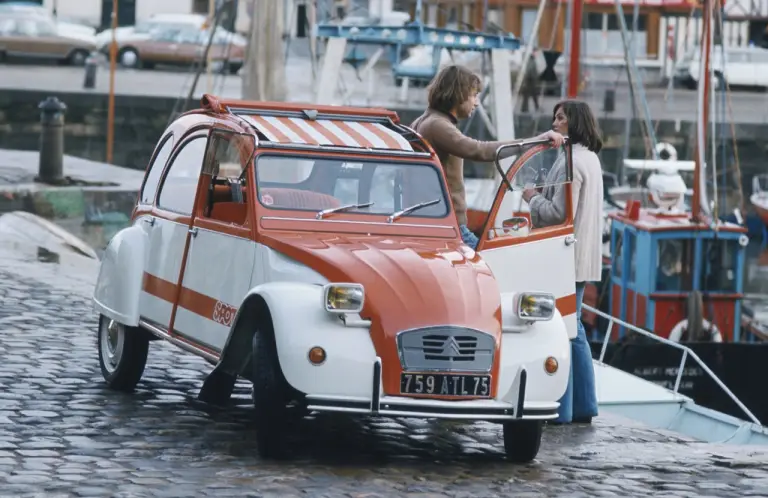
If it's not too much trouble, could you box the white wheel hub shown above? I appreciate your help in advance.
[121,51,137,67]
[100,319,125,374]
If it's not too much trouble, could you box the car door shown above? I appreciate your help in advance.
[476,141,578,339]
[172,129,257,353]
[140,131,209,331]
[173,29,205,64]
[136,28,182,64]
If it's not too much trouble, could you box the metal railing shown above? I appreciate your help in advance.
[583,303,761,425]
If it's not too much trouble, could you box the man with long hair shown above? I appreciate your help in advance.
[411,64,564,249]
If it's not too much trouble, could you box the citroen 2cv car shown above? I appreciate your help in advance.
[93,94,579,462]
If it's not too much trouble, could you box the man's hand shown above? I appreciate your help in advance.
[539,130,566,148]
[522,188,538,203]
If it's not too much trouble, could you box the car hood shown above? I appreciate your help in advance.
[261,232,503,395]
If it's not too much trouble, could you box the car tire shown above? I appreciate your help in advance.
[97,314,149,392]
[502,420,543,463]
[67,49,90,66]
[119,47,140,69]
[251,324,293,459]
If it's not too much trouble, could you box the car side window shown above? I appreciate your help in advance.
[157,136,207,215]
[139,135,174,205]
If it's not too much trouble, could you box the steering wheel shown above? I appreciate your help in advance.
[502,216,529,232]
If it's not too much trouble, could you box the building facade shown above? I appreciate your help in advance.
[401,0,768,63]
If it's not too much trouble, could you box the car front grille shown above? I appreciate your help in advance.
[397,326,495,372]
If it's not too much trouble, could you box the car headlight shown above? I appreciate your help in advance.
[517,292,555,321]
[323,283,364,313]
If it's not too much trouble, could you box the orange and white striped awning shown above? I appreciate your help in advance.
[238,114,414,152]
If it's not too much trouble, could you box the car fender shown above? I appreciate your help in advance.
[215,281,377,398]
[92,223,148,326]
[497,309,571,405]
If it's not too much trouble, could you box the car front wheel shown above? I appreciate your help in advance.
[502,420,543,463]
[97,314,149,391]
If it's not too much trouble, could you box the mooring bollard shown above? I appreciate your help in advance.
[37,96,67,184]
[83,52,99,89]
[603,88,616,113]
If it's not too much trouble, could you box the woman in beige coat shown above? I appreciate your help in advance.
[522,99,604,424]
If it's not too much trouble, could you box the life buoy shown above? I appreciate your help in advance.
[655,142,678,161]
[668,318,723,343]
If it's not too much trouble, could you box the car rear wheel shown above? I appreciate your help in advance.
[97,314,149,391]
[502,420,543,463]
[67,49,90,66]
[119,47,140,68]
[251,325,293,459]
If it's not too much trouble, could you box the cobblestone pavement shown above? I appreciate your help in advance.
[2,239,768,497]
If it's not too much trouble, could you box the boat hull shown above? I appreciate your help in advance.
[589,340,768,426]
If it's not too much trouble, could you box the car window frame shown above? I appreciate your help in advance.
[253,152,453,220]
[155,131,210,216]
[138,132,174,207]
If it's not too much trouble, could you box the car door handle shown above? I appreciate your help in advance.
[565,234,576,246]
[189,227,198,237]
[143,217,155,227]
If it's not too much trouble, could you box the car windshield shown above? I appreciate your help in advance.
[255,155,450,219]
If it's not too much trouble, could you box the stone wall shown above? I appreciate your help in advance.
[1,88,764,210]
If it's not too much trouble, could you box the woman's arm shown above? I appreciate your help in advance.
[527,159,580,227]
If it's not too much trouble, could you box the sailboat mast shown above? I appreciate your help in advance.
[566,0,584,97]
[692,0,713,223]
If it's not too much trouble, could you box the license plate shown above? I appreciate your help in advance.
[400,373,491,397]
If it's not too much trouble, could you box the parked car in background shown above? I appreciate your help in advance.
[0,2,96,38]
[0,14,97,65]
[95,13,229,48]
[102,26,245,73]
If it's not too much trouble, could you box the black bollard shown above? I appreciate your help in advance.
[603,88,616,113]
[37,97,67,184]
[83,53,98,89]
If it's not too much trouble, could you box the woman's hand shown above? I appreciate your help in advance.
[538,130,566,148]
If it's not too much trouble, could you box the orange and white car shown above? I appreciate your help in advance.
[92,94,579,462]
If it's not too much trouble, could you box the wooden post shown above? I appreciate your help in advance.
[106,0,117,164]
[567,0,583,97]
[206,0,215,94]
[242,0,287,101]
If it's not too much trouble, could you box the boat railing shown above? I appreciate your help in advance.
[583,303,761,425]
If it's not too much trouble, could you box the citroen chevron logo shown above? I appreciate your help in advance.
[441,337,462,357]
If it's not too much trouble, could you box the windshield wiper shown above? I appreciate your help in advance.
[386,198,441,223]
[316,201,374,220]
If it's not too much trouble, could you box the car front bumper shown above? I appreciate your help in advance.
[304,358,560,421]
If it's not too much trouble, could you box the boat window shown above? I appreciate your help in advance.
[656,239,694,292]
[255,156,450,218]
[613,230,623,278]
[701,239,739,293]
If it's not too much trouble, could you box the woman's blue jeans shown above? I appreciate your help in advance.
[555,281,599,423]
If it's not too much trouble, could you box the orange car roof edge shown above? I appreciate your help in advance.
[200,93,401,123]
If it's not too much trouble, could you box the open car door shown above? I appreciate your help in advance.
[476,139,578,339]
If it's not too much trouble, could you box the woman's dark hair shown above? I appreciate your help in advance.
[553,99,603,153]
[427,65,482,114]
